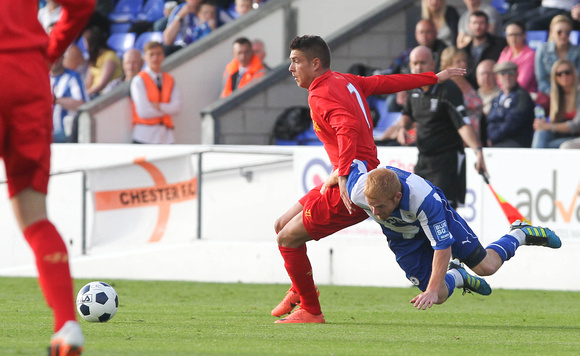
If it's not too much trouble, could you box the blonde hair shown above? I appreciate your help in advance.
[550,59,578,123]
[440,46,467,70]
[144,41,164,53]
[363,168,402,201]
[421,0,447,26]
[548,15,573,42]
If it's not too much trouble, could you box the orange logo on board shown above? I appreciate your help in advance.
[94,158,197,243]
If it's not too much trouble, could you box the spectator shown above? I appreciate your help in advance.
[395,46,486,209]
[153,1,178,32]
[102,48,144,94]
[532,59,580,148]
[38,0,62,33]
[497,20,537,94]
[131,41,182,144]
[252,38,270,70]
[476,59,501,116]
[421,0,459,47]
[457,0,502,48]
[503,0,575,31]
[440,46,484,140]
[62,43,87,78]
[219,0,254,25]
[463,10,507,89]
[220,37,266,98]
[163,0,202,55]
[50,55,89,143]
[83,26,122,98]
[487,61,535,147]
[183,0,217,44]
[535,15,580,97]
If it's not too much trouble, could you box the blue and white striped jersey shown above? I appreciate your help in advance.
[346,160,455,251]
[50,68,87,141]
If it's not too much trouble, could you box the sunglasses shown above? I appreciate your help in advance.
[556,69,572,77]
[497,69,516,76]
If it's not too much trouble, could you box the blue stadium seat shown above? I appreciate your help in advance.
[570,31,579,46]
[136,0,165,22]
[373,112,402,138]
[275,139,298,145]
[135,31,164,51]
[296,124,323,145]
[109,0,144,22]
[490,0,508,14]
[107,32,136,58]
[110,22,133,34]
[527,31,548,51]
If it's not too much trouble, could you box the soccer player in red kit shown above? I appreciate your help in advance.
[0,1,94,354]
[272,35,466,323]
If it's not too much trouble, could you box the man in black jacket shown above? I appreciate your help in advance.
[463,10,507,89]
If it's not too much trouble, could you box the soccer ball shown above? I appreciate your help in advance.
[76,281,119,322]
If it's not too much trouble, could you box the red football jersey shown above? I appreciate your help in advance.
[308,70,438,176]
[0,0,95,62]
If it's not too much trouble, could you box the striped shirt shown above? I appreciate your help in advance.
[50,68,88,141]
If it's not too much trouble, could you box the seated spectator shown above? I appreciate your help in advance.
[497,20,537,94]
[154,1,178,32]
[420,0,459,47]
[457,0,502,48]
[219,0,254,25]
[532,59,580,148]
[476,59,501,116]
[220,37,266,98]
[252,38,270,70]
[440,46,483,140]
[84,26,123,98]
[503,0,575,31]
[102,48,144,94]
[131,42,182,144]
[487,61,535,147]
[163,0,202,55]
[50,55,88,143]
[38,0,62,33]
[183,0,217,44]
[535,15,580,98]
[464,10,507,89]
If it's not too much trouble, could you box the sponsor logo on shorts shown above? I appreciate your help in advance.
[304,209,312,220]
[409,277,420,286]
[434,221,451,241]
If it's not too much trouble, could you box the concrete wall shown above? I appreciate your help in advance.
[204,0,413,144]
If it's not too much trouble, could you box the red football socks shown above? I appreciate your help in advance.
[24,219,76,331]
[279,244,322,315]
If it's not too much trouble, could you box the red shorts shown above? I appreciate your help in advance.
[0,50,52,197]
[299,183,368,240]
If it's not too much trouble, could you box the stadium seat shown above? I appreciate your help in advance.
[110,22,133,34]
[135,31,164,51]
[296,124,323,145]
[570,31,579,46]
[107,32,137,58]
[490,0,508,14]
[527,31,548,51]
[136,0,165,23]
[373,112,402,138]
[109,0,144,22]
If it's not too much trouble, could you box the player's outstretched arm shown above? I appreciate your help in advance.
[435,68,467,84]
[338,175,355,214]
[410,247,451,310]
[320,169,339,195]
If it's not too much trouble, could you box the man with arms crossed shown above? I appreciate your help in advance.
[0,1,94,354]
[272,35,465,323]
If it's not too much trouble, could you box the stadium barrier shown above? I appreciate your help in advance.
[0,145,578,291]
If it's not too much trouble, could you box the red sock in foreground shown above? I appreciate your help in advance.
[278,244,321,315]
[24,219,77,332]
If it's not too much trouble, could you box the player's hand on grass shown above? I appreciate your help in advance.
[338,175,355,214]
[435,68,466,83]
[410,290,438,310]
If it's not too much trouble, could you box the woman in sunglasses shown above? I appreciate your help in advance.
[534,15,580,97]
[532,59,580,148]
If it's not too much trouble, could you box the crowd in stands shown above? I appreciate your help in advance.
[39,0,269,143]
[364,0,580,150]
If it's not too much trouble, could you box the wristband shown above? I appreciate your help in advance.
[474,146,482,153]
[175,15,182,23]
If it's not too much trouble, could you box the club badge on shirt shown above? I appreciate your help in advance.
[430,98,438,112]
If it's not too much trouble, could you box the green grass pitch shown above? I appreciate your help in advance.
[0,277,578,355]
